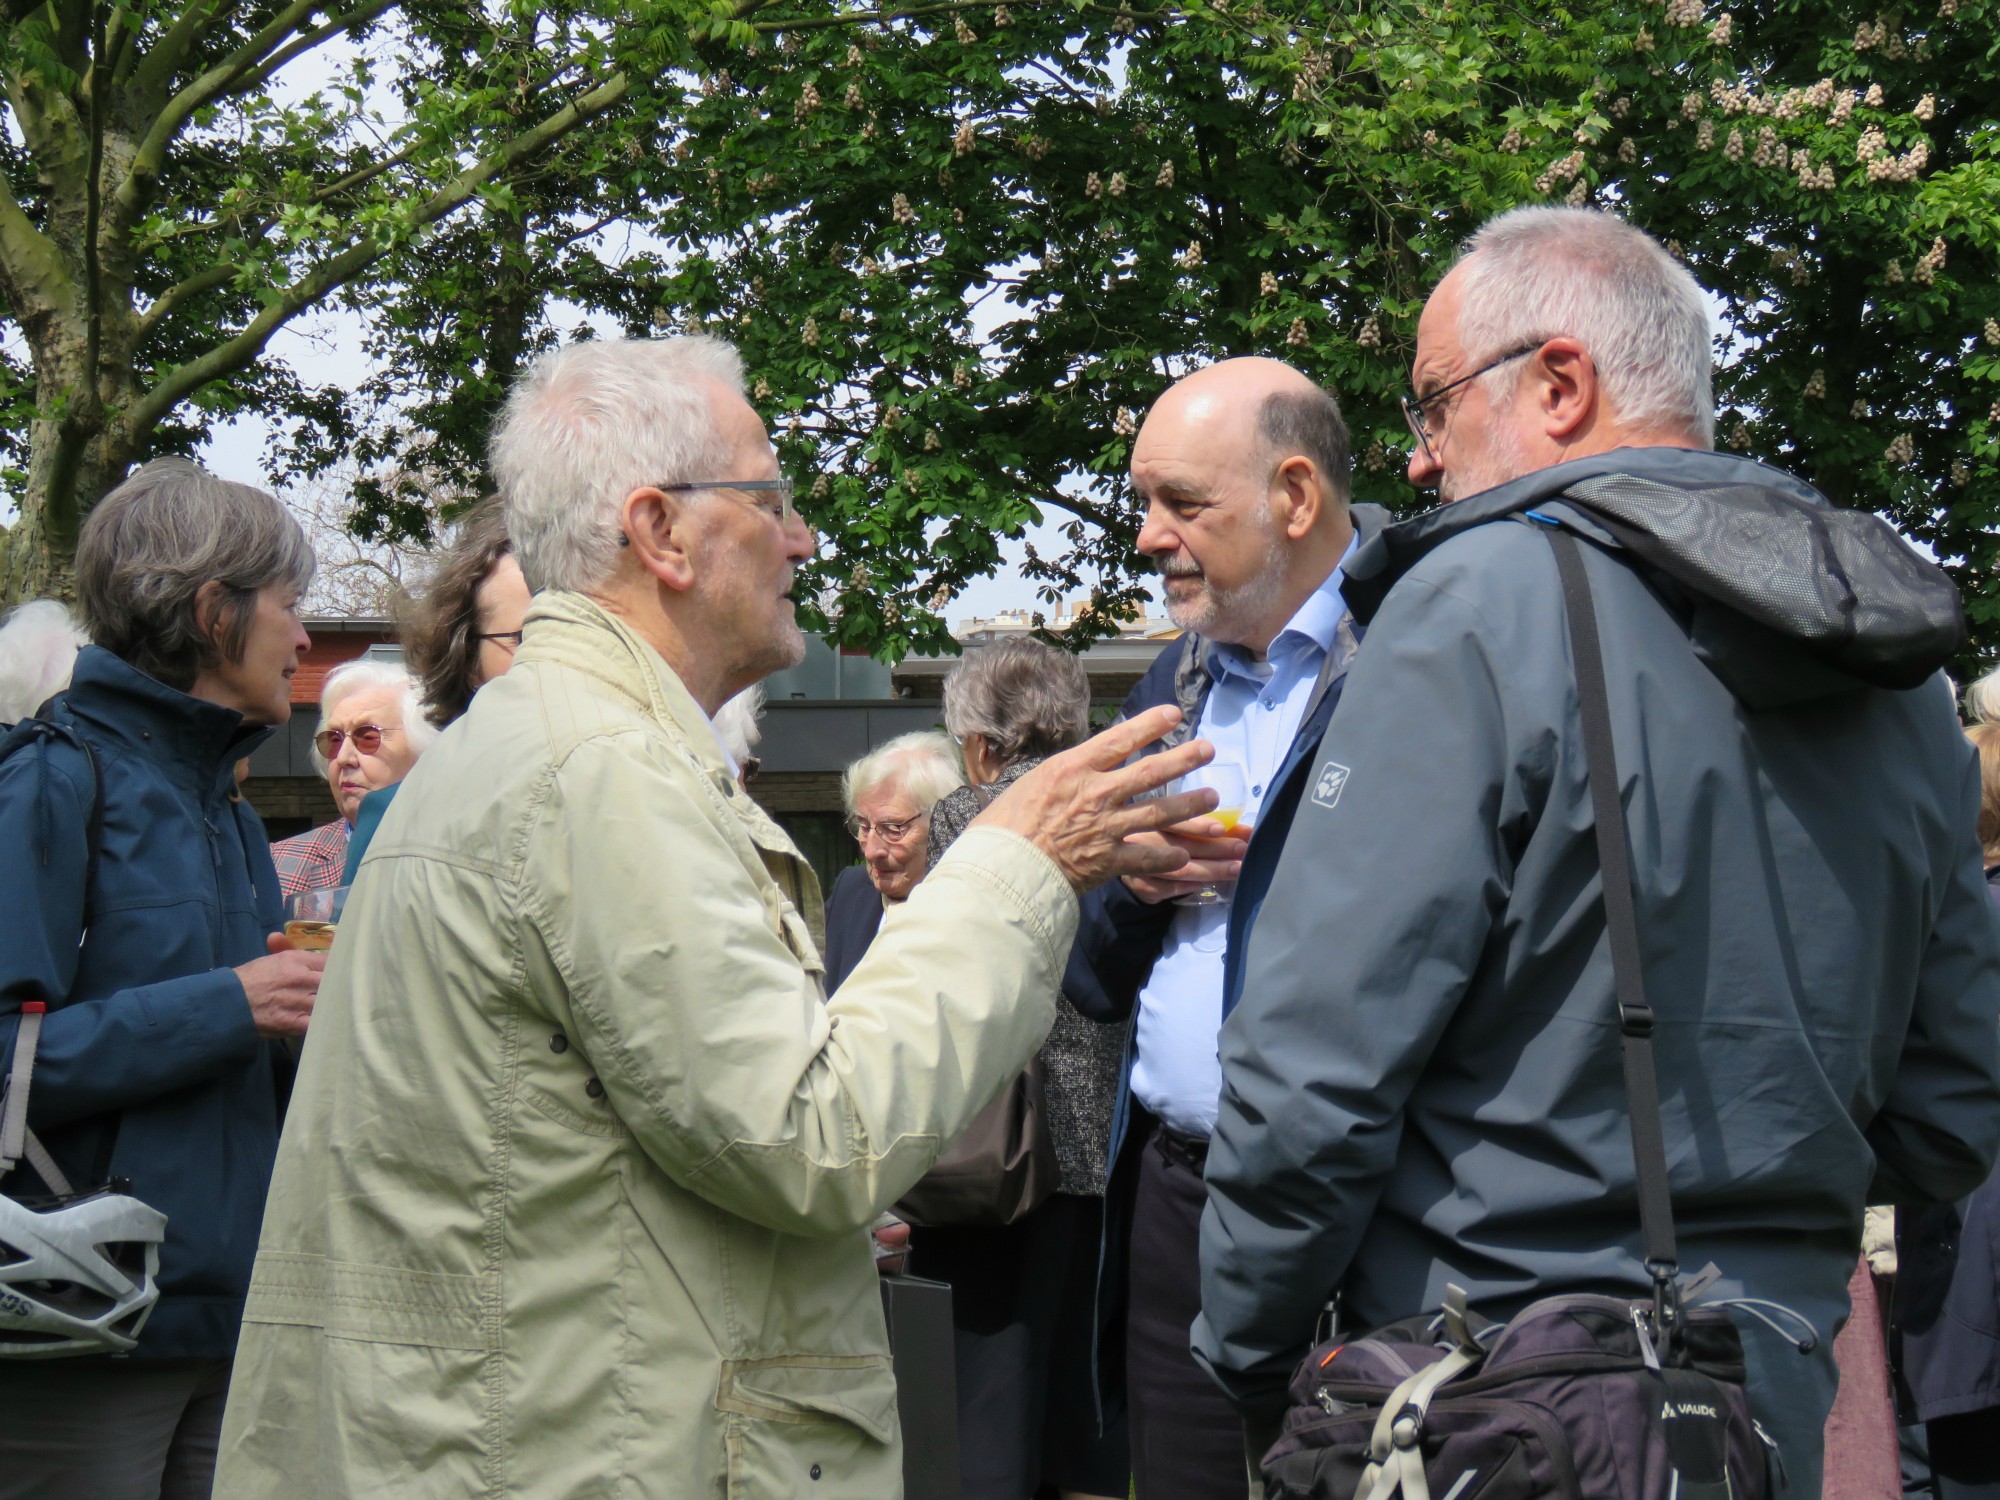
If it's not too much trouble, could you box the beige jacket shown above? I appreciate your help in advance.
[215,592,1072,1499]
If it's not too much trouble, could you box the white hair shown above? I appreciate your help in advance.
[1456,207,1715,446]
[713,684,766,766]
[489,336,748,593]
[310,658,441,774]
[842,731,963,816]
[1965,666,2000,725]
[0,600,89,723]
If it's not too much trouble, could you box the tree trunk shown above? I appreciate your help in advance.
[1,412,134,606]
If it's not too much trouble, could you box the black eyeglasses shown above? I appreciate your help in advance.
[660,478,798,526]
[1399,342,1546,462]
[616,480,800,547]
[475,630,524,653]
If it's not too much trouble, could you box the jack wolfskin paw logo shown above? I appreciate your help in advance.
[1312,762,1351,808]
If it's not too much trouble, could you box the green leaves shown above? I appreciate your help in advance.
[4,0,1996,667]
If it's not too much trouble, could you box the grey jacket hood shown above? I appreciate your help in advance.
[1343,448,1966,707]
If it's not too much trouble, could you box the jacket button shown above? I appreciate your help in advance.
[809,1465,822,1481]
[550,1034,568,1054]
[585,1077,604,1099]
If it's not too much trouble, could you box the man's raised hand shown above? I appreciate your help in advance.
[969,706,1221,891]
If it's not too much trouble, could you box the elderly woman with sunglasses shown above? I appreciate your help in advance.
[270,659,439,899]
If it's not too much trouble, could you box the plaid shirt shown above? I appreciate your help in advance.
[271,818,350,901]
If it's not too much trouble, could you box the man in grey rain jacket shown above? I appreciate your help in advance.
[1194,206,2000,1497]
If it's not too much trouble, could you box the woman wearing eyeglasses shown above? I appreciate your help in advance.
[270,660,439,899]
[822,732,964,995]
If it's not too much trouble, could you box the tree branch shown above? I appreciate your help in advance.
[0,152,71,330]
[134,259,238,339]
[125,70,631,436]
[221,1,396,105]
[112,0,396,241]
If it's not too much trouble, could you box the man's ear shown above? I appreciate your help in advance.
[620,486,699,593]
[1271,455,1325,540]
[1528,338,1598,442]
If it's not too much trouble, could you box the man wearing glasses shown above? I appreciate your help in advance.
[217,335,1221,1498]
[1196,206,2000,1497]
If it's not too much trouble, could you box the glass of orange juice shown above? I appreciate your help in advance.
[1175,763,1249,907]
[285,885,350,952]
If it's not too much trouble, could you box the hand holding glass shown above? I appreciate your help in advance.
[285,885,350,952]
[1175,763,1249,907]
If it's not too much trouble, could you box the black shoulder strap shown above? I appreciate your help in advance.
[1543,526,1683,1328]
[2,718,105,901]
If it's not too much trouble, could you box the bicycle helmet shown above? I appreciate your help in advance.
[0,1188,166,1357]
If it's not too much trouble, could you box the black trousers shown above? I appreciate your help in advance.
[1125,1120,1252,1500]
[0,1356,230,1500]
[910,1193,1131,1500]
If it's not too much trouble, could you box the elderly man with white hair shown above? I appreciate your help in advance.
[216,335,1217,1499]
[270,658,439,898]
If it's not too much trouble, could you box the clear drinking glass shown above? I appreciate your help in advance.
[285,885,350,952]
[1174,763,1250,907]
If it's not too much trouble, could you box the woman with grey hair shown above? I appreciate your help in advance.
[271,658,440,899]
[0,457,326,1493]
[913,636,1131,1500]
[821,731,963,994]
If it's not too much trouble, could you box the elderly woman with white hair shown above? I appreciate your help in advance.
[0,599,90,725]
[270,658,439,899]
[821,730,965,994]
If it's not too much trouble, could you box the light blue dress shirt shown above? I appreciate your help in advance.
[1130,543,1356,1138]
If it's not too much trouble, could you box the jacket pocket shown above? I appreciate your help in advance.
[717,1356,898,1498]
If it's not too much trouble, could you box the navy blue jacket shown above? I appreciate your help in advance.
[822,864,886,995]
[1072,504,1385,1415]
[0,646,291,1359]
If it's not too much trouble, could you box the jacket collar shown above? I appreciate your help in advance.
[1341,446,1820,625]
[62,645,273,792]
[516,591,738,792]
